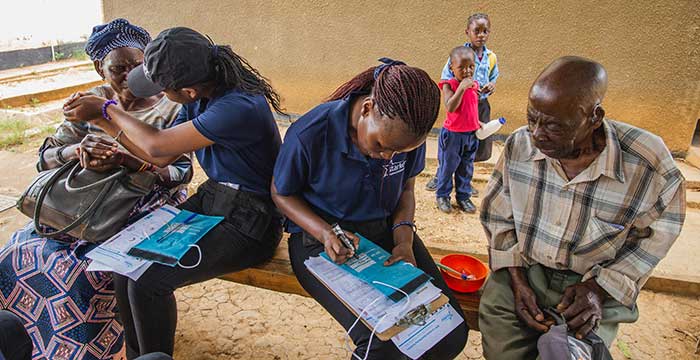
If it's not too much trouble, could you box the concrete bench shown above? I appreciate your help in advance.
[219,242,482,331]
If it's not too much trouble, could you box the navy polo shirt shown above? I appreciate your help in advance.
[173,88,281,195]
[273,96,425,233]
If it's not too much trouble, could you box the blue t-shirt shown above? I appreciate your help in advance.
[273,95,426,233]
[173,88,281,195]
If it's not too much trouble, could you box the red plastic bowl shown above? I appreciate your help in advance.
[439,254,489,293]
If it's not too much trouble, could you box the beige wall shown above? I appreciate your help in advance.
[104,0,700,153]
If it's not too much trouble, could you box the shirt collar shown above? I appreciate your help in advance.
[463,42,492,56]
[597,119,625,183]
[528,120,625,183]
[327,94,367,161]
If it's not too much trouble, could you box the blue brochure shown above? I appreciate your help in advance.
[128,210,223,266]
[321,234,432,301]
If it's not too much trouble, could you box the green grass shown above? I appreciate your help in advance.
[0,118,31,148]
[70,50,89,61]
[37,124,57,138]
[0,118,58,149]
[616,339,633,359]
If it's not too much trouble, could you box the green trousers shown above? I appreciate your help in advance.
[479,265,639,360]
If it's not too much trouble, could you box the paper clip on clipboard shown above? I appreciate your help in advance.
[307,267,450,341]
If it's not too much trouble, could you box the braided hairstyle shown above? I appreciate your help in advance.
[326,63,440,137]
[211,45,286,115]
[467,13,490,28]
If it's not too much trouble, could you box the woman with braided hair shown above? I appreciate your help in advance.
[63,27,284,358]
[272,58,468,359]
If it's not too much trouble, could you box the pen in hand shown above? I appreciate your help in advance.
[331,223,359,259]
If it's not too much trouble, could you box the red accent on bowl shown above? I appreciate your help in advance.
[439,254,489,293]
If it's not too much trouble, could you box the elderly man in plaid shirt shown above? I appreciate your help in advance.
[479,56,686,359]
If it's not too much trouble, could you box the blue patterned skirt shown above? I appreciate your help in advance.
[0,186,186,359]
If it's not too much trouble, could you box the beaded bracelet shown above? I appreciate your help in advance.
[101,99,118,121]
[391,221,417,232]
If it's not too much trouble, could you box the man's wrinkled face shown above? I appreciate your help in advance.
[526,97,598,159]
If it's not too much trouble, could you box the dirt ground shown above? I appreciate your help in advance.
[0,139,699,359]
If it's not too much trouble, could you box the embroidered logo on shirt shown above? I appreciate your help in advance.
[383,159,407,178]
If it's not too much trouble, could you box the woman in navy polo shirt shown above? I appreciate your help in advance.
[272,59,468,359]
[63,27,283,358]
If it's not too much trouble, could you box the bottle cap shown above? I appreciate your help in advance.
[498,117,506,124]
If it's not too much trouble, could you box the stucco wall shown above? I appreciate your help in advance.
[103,0,700,153]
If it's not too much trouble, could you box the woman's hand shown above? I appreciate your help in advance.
[78,134,122,172]
[63,93,110,123]
[386,226,416,266]
[385,242,416,266]
[320,227,359,265]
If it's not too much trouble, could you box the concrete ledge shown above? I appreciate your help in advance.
[644,274,700,298]
[0,42,87,71]
[0,61,92,84]
[0,80,103,108]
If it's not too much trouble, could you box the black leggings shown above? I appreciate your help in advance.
[114,180,283,358]
[288,218,468,360]
[0,310,32,360]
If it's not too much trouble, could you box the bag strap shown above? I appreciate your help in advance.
[33,160,122,238]
[64,161,127,192]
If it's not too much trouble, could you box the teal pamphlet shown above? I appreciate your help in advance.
[321,234,432,301]
[128,210,223,266]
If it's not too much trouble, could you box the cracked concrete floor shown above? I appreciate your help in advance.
[172,280,700,360]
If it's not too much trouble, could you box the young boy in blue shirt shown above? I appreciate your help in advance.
[436,46,481,214]
[427,12,500,193]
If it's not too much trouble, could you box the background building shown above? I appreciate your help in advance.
[103,0,700,154]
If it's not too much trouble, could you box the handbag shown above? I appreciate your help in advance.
[17,159,156,244]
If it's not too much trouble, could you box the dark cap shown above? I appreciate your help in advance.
[127,27,215,97]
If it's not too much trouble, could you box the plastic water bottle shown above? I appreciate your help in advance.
[476,117,506,140]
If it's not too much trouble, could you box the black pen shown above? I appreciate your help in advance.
[331,223,358,259]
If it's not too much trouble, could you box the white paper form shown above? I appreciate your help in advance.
[304,256,441,334]
[391,304,464,359]
[86,205,180,280]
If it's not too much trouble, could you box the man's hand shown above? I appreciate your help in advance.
[319,227,359,265]
[557,279,606,339]
[509,267,553,332]
[63,94,110,123]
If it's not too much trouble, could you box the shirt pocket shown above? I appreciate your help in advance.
[573,216,627,261]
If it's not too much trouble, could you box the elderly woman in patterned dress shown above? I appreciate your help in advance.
[0,19,191,359]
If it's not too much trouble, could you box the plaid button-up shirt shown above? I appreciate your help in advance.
[480,120,686,307]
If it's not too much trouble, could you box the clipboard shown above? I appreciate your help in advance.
[308,269,450,341]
